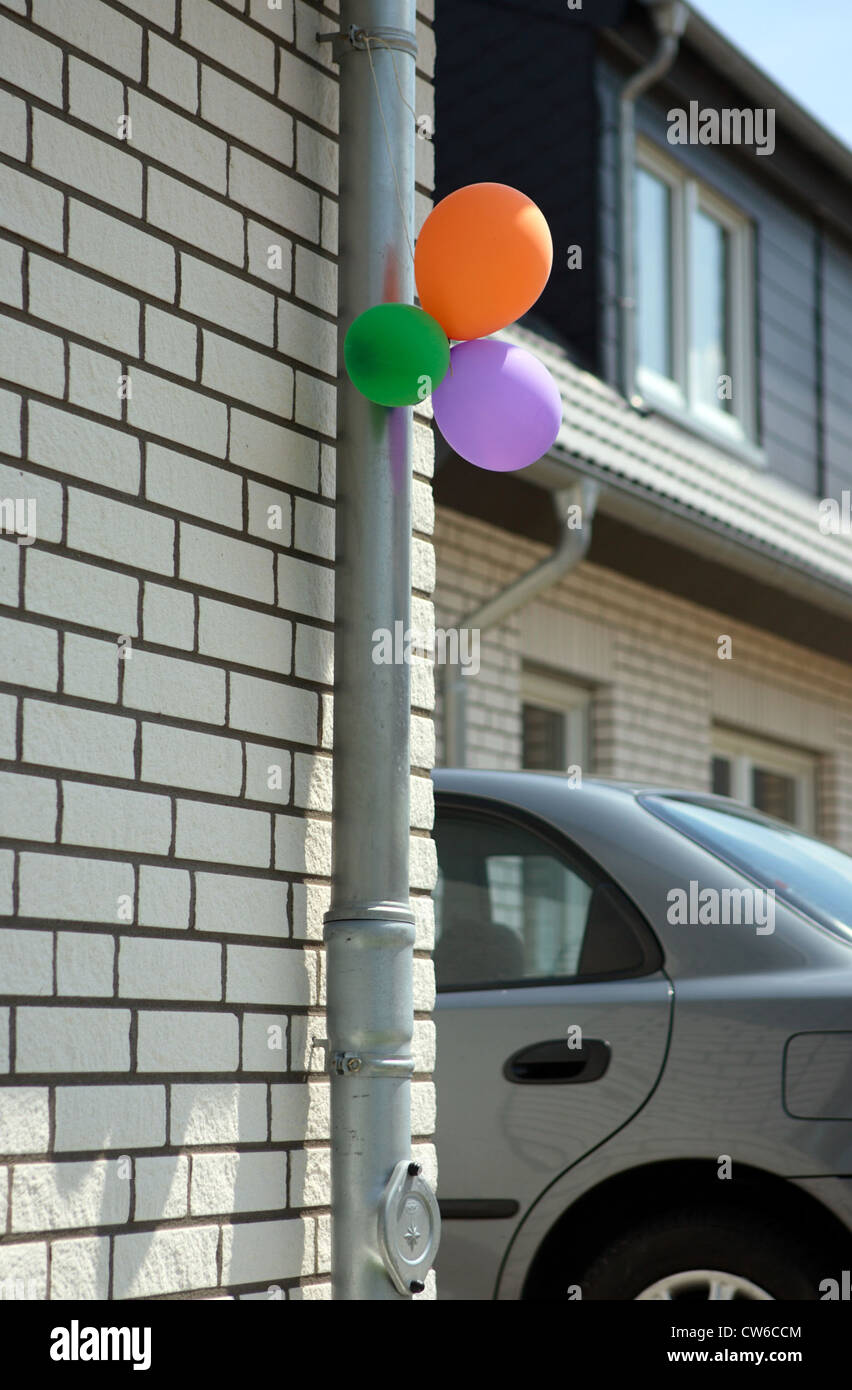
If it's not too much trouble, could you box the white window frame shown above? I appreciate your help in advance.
[635,139,757,453]
[712,727,817,833]
[521,669,591,774]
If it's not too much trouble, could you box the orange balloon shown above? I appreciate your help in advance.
[415,183,553,341]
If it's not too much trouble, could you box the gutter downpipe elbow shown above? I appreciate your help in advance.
[619,1,688,404]
[445,479,599,767]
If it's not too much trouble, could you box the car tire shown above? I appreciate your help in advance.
[579,1207,825,1300]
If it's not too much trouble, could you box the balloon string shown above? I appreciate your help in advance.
[368,33,418,124]
[362,33,417,268]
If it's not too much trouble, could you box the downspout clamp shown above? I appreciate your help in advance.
[619,0,688,404]
[325,0,440,1300]
[445,479,600,767]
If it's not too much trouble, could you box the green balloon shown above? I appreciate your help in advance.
[344,303,450,407]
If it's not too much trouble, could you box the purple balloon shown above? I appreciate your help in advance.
[431,338,563,472]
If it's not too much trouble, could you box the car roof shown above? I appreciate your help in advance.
[435,768,683,796]
[432,767,738,816]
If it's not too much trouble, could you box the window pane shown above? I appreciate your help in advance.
[433,814,654,988]
[752,766,797,826]
[711,756,732,797]
[522,703,565,771]
[636,168,672,379]
[566,703,591,773]
[645,795,852,939]
[692,209,729,411]
[433,816,593,987]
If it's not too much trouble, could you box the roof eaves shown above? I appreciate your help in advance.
[683,7,852,186]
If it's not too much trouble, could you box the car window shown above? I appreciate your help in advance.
[642,794,852,941]
[433,808,658,990]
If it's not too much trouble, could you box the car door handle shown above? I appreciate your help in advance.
[503,1038,611,1085]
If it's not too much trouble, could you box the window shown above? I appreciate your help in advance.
[692,208,730,415]
[636,167,673,380]
[643,794,852,941]
[710,728,817,833]
[634,141,755,447]
[521,668,591,774]
[432,808,660,990]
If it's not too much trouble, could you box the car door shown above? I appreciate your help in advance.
[433,797,673,1300]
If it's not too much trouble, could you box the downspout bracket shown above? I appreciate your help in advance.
[317,24,418,63]
[330,1050,414,1079]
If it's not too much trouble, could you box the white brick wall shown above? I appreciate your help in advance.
[54,1086,166,1152]
[51,1235,111,1299]
[0,0,437,1303]
[137,1010,240,1072]
[29,402,141,490]
[63,634,121,701]
[33,110,144,215]
[12,1160,129,1232]
[112,1225,219,1299]
[29,256,141,354]
[17,1007,131,1071]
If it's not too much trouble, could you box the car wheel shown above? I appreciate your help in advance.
[580,1208,824,1300]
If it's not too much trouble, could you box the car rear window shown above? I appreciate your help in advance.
[642,794,852,940]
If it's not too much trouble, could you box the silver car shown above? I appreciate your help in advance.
[432,770,852,1301]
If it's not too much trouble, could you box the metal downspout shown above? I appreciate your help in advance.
[324,1,439,1300]
[619,0,689,403]
[445,480,599,767]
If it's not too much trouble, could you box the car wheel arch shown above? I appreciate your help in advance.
[510,1158,852,1301]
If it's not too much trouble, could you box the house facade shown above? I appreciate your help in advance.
[431,0,852,851]
[0,0,438,1301]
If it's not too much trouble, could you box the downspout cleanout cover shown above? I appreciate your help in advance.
[377,1160,442,1297]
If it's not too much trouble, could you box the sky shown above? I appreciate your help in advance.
[691,0,852,150]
